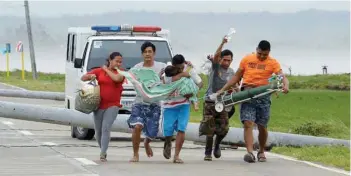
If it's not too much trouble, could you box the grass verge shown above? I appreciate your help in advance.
[271,145,350,171]
[0,70,65,92]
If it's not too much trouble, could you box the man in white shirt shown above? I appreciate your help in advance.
[127,41,167,162]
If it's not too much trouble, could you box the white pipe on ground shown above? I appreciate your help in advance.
[0,100,349,147]
[0,89,65,101]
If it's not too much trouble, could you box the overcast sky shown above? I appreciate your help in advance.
[0,0,350,17]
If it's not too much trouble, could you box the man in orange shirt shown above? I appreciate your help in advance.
[217,40,289,163]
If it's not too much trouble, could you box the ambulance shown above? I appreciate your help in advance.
[64,24,173,140]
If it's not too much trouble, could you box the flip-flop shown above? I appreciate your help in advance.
[163,140,172,159]
[257,151,267,162]
[204,155,212,161]
[173,158,184,164]
[243,152,256,163]
[100,153,107,162]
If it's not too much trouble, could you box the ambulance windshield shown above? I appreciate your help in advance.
[86,40,172,71]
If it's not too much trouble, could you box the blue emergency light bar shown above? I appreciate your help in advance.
[91,25,162,33]
[91,26,122,32]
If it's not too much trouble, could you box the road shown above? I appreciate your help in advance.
[0,83,349,176]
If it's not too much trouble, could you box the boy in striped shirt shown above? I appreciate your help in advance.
[162,54,203,163]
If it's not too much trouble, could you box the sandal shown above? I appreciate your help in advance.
[173,158,184,164]
[243,152,256,163]
[204,155,212,161]
[100,153,107,162]
[163,140,172,159]
[257,151,267,162]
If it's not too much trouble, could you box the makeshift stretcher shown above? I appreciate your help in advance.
[117,67,199,104]
[210,74,284,112]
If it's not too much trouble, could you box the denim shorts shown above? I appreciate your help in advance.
[240,94,271,128]
[127,103,161,139]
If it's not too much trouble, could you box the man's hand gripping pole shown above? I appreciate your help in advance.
[209,74,284,112]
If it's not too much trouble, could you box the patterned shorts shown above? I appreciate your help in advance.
[127,103,161,139]
[199,101,229,137]
[240,94,271,128]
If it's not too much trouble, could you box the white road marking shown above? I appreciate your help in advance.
[267,152,350,175]
[19,130,34,136]
[42,142,58,146]
[74,158,98,166]
[2,121,14,126]
[51,174,99,176]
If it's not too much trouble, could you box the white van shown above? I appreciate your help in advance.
[65,25,173,140]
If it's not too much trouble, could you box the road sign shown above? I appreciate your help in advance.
[5,43,11,53]
[16,41,23,52]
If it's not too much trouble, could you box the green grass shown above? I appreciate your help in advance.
[0,69,65,92]
[287,73,350,90]
[190,89,350,139]
[1,70,350,170]
[272,146,350,171]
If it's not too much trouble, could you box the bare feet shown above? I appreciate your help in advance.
[144,141,153,157]
[129,155,139,162]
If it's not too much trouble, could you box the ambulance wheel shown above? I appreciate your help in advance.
[72,126,95,140]
[71,126,76,138]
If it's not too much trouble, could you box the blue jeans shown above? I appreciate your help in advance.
[127,103,161,139]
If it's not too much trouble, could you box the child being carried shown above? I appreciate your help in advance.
[164,64,201,111]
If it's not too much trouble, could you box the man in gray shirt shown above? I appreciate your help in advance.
[127,41,167,162]
[199,37,237,161]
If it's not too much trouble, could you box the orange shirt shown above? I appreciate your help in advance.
[239,53,281,87]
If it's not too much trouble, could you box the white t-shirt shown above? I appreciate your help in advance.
[132,61,167,105]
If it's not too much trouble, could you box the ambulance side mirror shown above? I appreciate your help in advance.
[74,58,83,68]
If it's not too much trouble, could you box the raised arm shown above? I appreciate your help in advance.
[213,37,228,64]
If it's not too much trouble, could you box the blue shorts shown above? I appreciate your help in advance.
[240,94,271,128]
[162,104,190,137]
[127,103,161,139]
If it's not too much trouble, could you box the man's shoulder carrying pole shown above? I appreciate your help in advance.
[211,74,284,112]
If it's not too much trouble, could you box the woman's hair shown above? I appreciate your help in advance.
[106,52,123,67]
